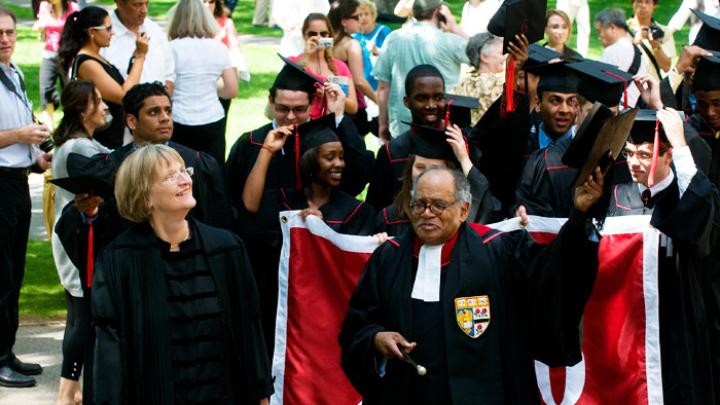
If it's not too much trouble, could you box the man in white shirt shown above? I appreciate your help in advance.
[101,0,175,92]
[595,8,648,107]
[0,7,51,388]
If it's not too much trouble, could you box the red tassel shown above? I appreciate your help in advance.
[444,98,455,128]
[647,119,661,188]
[294,128,302,189]
[504,58,516,113]
[86,221,94,288]
[603,70,629,109]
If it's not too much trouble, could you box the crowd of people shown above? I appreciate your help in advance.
[1,0,720,403]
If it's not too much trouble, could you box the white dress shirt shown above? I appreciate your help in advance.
[101,10,175,84]
[600,36,648,108]
[0,63,36,168]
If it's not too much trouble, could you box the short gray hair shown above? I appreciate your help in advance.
[466,33,501,70]
[594,8,628,31]
[410,167,472,205]
[167,0,219,40]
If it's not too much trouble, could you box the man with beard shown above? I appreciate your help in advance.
[607,108,720,404]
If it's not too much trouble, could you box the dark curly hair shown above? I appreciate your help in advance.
[122,82,171,118]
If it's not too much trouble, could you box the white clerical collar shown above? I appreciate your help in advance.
[637,170,674,198]
[411,243,444,302]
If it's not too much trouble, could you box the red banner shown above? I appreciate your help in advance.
[272,213,662,405]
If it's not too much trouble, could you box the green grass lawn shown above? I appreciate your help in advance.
[0,0,693,321]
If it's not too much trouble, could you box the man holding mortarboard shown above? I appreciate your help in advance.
[340,158,605,403]
[224,56,373,353]
[606,108,720,404]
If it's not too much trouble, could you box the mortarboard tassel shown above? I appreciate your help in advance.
[444,98,455,128]
[647,119,661,188]
[503,58,516,114]
[604,70,629,109]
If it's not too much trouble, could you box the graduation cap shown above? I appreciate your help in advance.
[562,105,638,223]
[523,44,564,70]
[691,9,720,50]
[403,121,457,162]
[274,53,323,95]
[444,94,480,129]
[568,60,634,108]
[487,0,547,54]
[297,113,339,154]
[692,51,720,92]
[526,62,579,95]
[49,175,114,199]
[626,109,685,187]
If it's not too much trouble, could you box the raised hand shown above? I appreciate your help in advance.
[574,166,604,213]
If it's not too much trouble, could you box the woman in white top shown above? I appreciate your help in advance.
[460,0,502,36]
[51,80,110,405]
[167,0,238,165]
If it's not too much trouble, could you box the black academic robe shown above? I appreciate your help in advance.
[366,131,412,211]
[279,188,376,236]
[608,174,720,404]
[690,113,720,187]
[658,76,694,116]
[55,141,231,273]
[92,219,273,404]
[515,137,577,217]
[340,210,600,404]
[374,166,502,236]
[469,93,540,214]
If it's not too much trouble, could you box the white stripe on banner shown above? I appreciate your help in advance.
[271,211,380,405]
[643,226,663,405]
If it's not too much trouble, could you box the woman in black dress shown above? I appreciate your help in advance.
[58,6,148,149]
[92,144,273,403]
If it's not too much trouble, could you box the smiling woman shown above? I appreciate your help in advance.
[92,144,273,403]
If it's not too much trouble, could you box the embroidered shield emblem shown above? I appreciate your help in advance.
[454,295,491,338]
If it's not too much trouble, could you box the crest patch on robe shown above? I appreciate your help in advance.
[454,295,491,338]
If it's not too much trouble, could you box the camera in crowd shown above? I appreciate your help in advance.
[318,37,334,49]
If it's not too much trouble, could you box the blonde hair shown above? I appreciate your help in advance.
[167,0,218,40]
[357,0,377,20]
[545,9,573,42]
[115,144,185,223]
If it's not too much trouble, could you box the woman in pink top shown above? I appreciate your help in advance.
[33,0,79,125]
[289,13,357,120]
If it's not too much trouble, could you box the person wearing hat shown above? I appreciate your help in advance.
[375,122,501,236]
[225,62,373,353]
[689,51,720,186]
[374,0,469,140]
[366,65,483,212]
[340,163,605,403]
[594,8,649,107]
[607,108,720,404]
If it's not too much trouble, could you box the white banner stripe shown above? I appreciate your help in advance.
[643,227,663,405]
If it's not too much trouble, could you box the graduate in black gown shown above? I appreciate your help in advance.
[607,109,720,404]
[55,83,231,276]
[375,122,501,236]
[365,65,483,212]
[688,51,720,188]
[341,165,604,404]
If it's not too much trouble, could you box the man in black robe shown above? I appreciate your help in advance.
[688,51,720,188]
[224,64,373,353]
[340,165,604,404]
[607,108,720,404]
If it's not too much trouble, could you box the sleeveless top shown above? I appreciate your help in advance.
[73,54,126,149]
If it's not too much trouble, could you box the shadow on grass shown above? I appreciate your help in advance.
[21,241,65,321]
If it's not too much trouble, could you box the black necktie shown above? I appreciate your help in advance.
[641,189,651,207]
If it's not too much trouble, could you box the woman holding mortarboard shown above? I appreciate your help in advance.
[242,112,375,235]
[375,121,502,236]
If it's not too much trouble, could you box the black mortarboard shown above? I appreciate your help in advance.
[444,94,480,129]
[487,0,547,53]
[523,44,564,70]
[692,51,720,92]
[273,53,322,94]
[626,109,670,146]
[50,175,114,199]
[692,9,720,50]
[563,105,637,223]
[297,113,339,155]
[568,60,634,108]
[404,121,456,162]
[526,62,579,94]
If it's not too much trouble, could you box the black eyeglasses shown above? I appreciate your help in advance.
[408,199,457,216]
[305,30,331,38]
[274,104,310,114]
[0,29,16,38]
